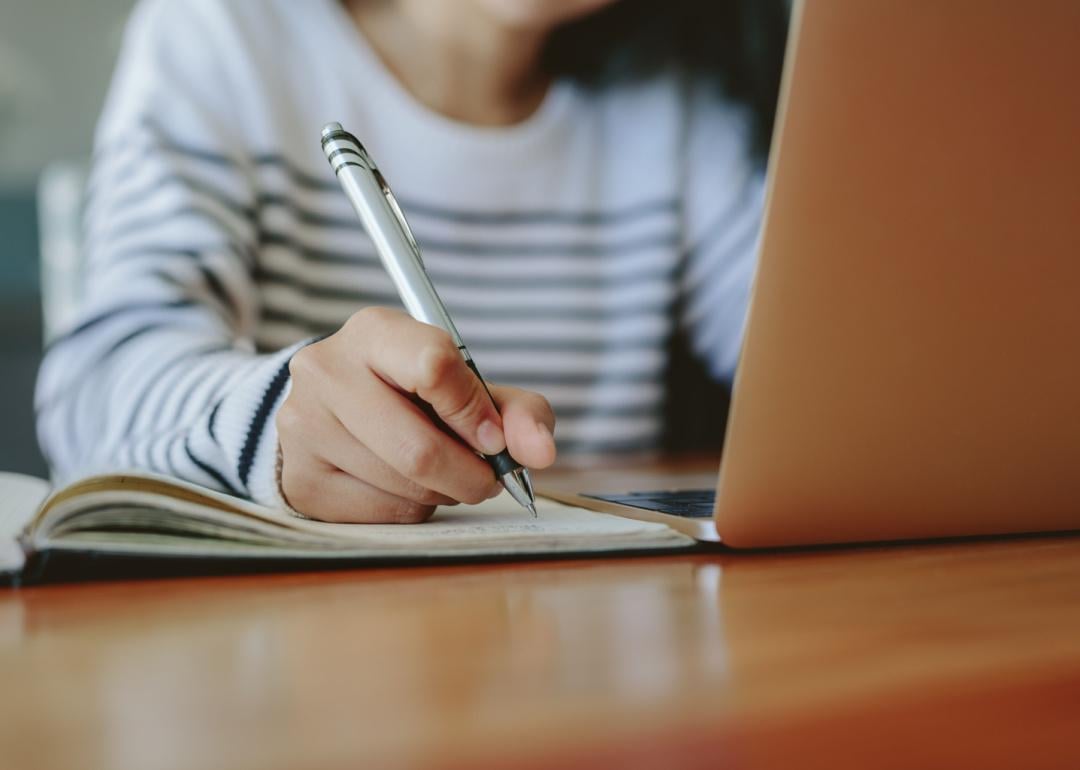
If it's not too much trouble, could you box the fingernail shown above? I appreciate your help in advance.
[477,419,506,455]
[536,422,553,443]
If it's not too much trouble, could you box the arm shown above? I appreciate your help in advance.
[35,0,302,505]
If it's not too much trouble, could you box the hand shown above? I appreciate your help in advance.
[276,307,557,523]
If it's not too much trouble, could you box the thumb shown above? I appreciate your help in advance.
[488,384,557,470]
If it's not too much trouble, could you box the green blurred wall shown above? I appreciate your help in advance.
[0,1,136,476]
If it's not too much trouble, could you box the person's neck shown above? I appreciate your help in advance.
[346,1,553,127]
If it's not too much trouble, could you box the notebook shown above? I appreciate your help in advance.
[0,471,695,585]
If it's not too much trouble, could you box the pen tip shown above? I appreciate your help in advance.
[500,468,537,517]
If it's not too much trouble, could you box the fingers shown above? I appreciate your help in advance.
[324,366,500,505]
[358,308,508,457]
[290,400,458,507]
[489,384,558,470]
[279,307,556,525]
[280,453,437,524]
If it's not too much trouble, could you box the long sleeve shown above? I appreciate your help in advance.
[34,0,306,505]
[678,82,767,381]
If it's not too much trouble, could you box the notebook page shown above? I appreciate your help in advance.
[33,472,695,558]
[0,473,51,574]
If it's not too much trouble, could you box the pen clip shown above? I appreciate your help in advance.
[371,166,425,268]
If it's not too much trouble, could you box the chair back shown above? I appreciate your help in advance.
[37,161,88,344]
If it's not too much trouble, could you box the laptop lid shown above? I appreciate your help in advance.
[716,0,1080,547]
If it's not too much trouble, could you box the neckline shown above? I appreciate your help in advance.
[317,0,576,153]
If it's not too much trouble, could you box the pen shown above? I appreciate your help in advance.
[320,122,538,517]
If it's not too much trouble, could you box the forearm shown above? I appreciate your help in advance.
[36,307,308,505]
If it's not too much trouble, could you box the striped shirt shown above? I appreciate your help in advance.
[35,0,765,508]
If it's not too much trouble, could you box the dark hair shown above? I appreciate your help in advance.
[543,0,791,162]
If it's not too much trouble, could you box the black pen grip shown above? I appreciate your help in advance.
[487,448,523,477]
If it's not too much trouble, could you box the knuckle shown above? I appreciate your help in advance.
[348,306,378,329]
[399,436,441,479]
[369,496,433,524]
[407,482,448,507]
[416,333,459,391]
[391,501,435,525]
[349,305,395,334]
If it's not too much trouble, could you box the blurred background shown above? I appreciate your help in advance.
[0,2,134,476]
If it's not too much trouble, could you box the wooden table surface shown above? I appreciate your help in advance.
[3,528,1080,768]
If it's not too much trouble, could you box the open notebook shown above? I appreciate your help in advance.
[0,471,695,584]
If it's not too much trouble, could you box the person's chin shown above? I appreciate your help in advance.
[479,0,623,32]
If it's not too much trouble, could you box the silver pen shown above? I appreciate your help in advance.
[320,122,538,517]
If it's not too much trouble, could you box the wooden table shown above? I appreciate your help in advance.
[2,523,1080,768]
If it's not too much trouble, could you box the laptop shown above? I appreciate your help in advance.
[539,0,1080,547]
